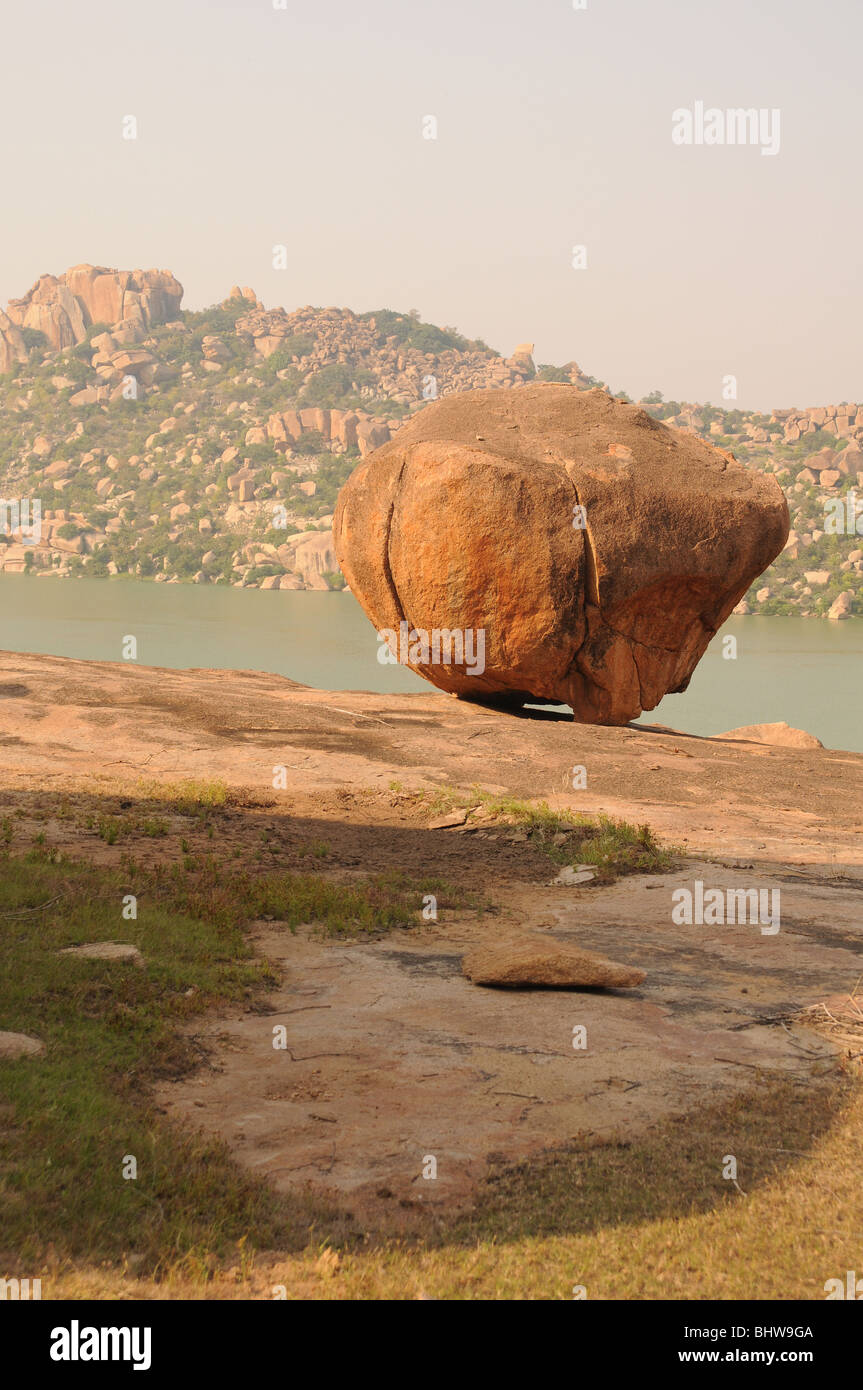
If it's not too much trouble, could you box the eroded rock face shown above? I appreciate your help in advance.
[334,384,789,723]
[0,308,27,373]
[0,264,183,365]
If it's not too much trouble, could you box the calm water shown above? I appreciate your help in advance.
[1,575,861,751]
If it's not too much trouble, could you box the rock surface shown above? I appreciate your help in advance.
[0,1030,45,1059]
[334,384,790,723]
[59,941,144,966]
[0,264,183,370]
[552,865,597,885]
[462,936,645,988]
[716,721,824,749]
[3,650,862,1210]
[829,591,854,621]
[2,609,863,1303]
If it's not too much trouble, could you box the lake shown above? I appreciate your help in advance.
[1,575,860,751]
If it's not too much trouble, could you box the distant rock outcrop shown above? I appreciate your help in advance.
[263,406,392,457]
[0,308,27,373]
[335,383,790,724]
[0,264,183,370]
[232,303,537,401]
[0,265,856,611]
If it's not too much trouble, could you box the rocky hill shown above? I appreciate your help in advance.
[0,262,860,617]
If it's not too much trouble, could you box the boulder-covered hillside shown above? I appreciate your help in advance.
[0,262,860,616]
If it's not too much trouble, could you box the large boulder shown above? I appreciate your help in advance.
[334,384,789,724]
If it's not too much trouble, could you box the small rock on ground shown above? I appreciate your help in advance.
[0,1031,45,1059]
[553,865,596,885]
[462,936,645,989]
[427,810,468,830]
[59,941,144,966]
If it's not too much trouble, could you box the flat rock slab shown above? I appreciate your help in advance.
[717,721,824,749]
[462,936,645,988]
[426,811,468,830]
[1,649,858,872]
[59,941,144,966]
[155,856,862,1212]
[2,651,863,1214]
[552,866,597,886]
[0,1031,45,1059]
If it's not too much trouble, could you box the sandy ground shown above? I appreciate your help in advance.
[2,649,862,1219]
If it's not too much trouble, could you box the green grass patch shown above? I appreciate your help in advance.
[79,811,171,843]
[138,778,231,813]
[415,786,676,880]
[0,843,859,1297]
[0,848,307,1270]
[134,855,468,939]
[0,848,466,1272]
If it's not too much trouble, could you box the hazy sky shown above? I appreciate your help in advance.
[2,0,860,410]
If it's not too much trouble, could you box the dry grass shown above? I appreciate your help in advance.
[796,986,863,1063]
[16,1062,863,1302]
[406,784,677,878]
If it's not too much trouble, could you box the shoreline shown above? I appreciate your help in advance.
[0,568,861,620]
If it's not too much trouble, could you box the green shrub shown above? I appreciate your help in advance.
[21,328,49,354]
